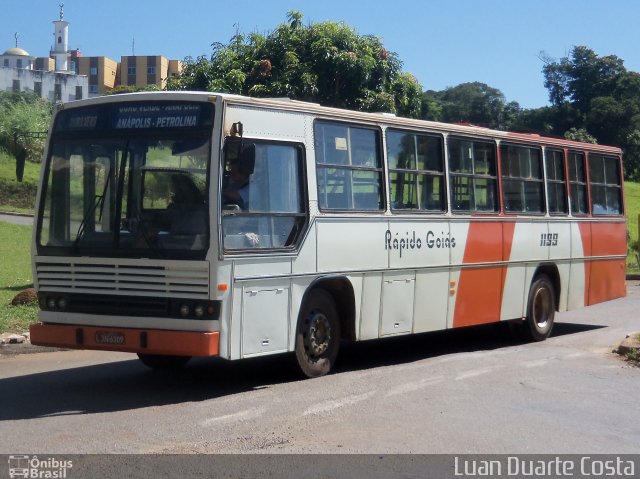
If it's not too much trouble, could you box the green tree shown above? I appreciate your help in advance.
[430,82,520,130]
[543,46,625,112]
[106,84,161,95]
[540,46,640,179]
[170,11,423,117]
[419,91,443,121]
[564,127,597,144]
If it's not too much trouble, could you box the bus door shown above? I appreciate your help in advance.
[220,140,307,358]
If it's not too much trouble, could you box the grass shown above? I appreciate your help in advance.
[0,221,38,333]
[625,181,640,272]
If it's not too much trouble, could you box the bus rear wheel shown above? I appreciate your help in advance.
[137,353,191,371]
[523,274,556,342]
[295,289,340,378]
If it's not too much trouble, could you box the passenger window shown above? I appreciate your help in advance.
[589,154,623,215]
[568,151,588,215]
[500,144,545,213]
[448,137,498,213]
[545,149,568,214]
[387,130,445,212]
[315,121,384,211]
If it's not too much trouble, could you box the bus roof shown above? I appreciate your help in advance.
[59,91,622,155]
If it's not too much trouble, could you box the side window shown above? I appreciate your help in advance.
[545,149,568,214]
[500,144,545,214]
[221,140,306,250]
[448,137,498,213]
[314,121,384,211]
[387,130,445,211]
[589,154,623,215]
[568,151,588,215]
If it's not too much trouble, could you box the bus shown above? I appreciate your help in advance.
[29,92,627,377]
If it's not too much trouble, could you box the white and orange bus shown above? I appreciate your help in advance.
[30,92,627,377]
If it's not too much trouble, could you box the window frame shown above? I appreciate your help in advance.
[447,136,499,214]
[499,142,546,215]
[314,119,385,213]
[588,152,623,216]
[386,128,446,213]
[568,150,589,216]
[220,138,309,255]
[545,148,568,216]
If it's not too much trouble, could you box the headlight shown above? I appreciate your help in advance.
[47,297,56,310]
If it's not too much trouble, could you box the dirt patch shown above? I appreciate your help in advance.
[614,332,640,364]
[11,287,37,305]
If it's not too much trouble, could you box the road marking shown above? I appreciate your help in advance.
[455,366,501,380]
[303,392,375,416]
[200,406,266,426]
[565,352,585,359]
[524,358,553,368]
[385,377,444,397]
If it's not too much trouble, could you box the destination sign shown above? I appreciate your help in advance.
[54,101,214,132]
[114,104,201,129]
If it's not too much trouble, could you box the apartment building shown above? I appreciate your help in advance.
[77,56,118,95]
[119,56,182,90]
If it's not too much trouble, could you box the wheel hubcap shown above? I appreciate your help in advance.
[305,311,331,357]
[533,286,551,329]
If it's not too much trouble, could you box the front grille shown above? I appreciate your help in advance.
[37,292,220,320]
[36,259,209,299]
[69,294,169,316]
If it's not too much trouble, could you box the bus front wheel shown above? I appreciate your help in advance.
[295,289,340,378]
[137,353,191,371]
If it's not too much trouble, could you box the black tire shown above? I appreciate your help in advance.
[295,289,341,378]
[137,353,191,371]
[523,274,556,342]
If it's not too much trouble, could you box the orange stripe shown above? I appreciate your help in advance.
[29,323,220,357]
[453,222,509,328]
[591,222,626,256]
[502,222,516,262]
[578,222,627,306]
[588,260,626,305]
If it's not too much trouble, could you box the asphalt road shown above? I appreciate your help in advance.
[1,283,639,455]
[0,213,34,226]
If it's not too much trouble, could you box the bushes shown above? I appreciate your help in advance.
[0,91,52,166]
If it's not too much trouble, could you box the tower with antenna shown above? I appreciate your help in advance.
[51,3,70,71]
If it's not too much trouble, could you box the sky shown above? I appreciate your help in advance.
[2,0,640,109]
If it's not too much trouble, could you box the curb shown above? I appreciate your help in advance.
[0,210,34,218]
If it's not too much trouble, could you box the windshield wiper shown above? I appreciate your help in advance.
[71,194,104,252]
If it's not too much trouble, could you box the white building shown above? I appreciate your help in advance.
[1,47,34,69]
[0,46,87,102]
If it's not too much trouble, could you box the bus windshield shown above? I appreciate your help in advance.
[36,101,214,259]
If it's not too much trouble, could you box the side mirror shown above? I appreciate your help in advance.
[222,204,241,215]
[239,144,256,175]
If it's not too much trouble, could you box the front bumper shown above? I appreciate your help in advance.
[30,323,220,357]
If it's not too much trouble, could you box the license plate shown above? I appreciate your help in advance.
[95,331,126,345]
